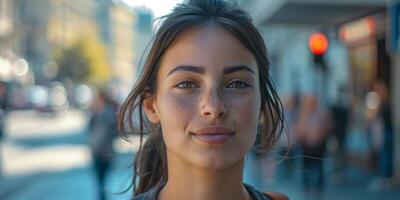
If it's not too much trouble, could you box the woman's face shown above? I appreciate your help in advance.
[144,26,261,170]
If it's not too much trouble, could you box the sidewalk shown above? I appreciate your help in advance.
[0,109,137,200]
[244,151,400,200]
[0,153,134,200]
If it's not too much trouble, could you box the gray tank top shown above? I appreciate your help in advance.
[131,183,274,200]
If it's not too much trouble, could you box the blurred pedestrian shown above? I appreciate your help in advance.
[275,92,301,181]
[295,95,332,193]
[0,81,9,140]
[329,86,350,175]
[88,89,118,200]
[0,80,7,175]
[366,80,394,191]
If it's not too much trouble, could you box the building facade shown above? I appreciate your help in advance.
[11,0,140,91]
[13,0,98,83]
[95,0,136,99]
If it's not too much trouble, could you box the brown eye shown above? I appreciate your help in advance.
[227,81,250,89]
[175,81,198,89]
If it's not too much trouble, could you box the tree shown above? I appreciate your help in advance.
[56,33,110,84]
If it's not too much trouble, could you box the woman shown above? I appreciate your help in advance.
[118,0,287,199]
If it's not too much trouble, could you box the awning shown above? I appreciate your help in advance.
[241,0,387,26]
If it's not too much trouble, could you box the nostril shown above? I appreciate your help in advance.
[201,106,227,119]
[200,89,228,118]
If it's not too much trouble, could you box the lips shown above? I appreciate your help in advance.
[191,127,235,144]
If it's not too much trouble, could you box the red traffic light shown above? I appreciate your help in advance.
[309,32,328,55]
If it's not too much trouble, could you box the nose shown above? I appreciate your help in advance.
[200,87,228,119]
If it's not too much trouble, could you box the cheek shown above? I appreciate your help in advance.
[227,92,260,143]
[228,92,260,120]
[157,92,197,132]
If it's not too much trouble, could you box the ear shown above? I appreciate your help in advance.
[143,94,160,123]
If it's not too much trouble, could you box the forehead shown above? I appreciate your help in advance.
[159,25,258,75]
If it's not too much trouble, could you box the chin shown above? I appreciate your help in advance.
[191,152,244,171]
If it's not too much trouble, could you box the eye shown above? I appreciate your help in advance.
[175,80,198,89]
[226,80,250,89]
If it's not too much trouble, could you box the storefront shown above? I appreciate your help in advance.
[339,13,391,102]
[240,0,400,178]
[338,13,395,172]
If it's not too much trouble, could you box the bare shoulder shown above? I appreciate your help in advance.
[264,192,289,200]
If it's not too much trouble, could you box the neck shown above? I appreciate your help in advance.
[159,152,251,200]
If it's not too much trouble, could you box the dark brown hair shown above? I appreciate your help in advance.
[118,0,284,196]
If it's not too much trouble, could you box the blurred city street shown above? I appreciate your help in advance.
[0,109,135,200]
[1,0,400,199]
[0,109,399,200]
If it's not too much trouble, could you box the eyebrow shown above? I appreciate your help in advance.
[223,65,255,75]
[167,65,205,76]
[167,64,255,77]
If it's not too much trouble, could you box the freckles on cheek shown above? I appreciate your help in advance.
[159,92,196,125]
[231,95,260,117]
[159,93,198,148]
[164,93,194,111]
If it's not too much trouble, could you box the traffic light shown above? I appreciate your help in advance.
[309,32,328,72]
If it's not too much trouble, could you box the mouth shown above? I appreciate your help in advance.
[190,127,235,145]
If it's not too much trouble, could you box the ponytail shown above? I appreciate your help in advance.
[118,94,168,195]
[133,129,167,194]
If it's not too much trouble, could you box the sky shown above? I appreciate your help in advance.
[121,0,184,18]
